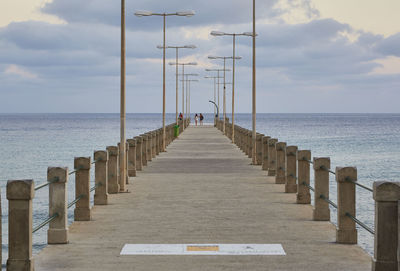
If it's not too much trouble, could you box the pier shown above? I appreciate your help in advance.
[4,120,400,271]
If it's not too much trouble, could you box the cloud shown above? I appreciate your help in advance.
[4,64,38,79]
[0,0,399,113]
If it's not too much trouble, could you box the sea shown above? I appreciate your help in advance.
[1,113,399,265]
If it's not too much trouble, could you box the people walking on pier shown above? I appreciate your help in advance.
[179,112,183,121]
[200,113,204,125]
[195,113,199,126]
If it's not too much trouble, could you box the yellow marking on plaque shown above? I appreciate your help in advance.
[186,245,219,252]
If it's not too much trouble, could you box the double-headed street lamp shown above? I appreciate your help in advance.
[135,10,195,152]
[205,68,231,125]
[169,62,197,129]
[157,45,196,125]
[204,75,223,123]
[211,31,253,143]
[208,56,241,135]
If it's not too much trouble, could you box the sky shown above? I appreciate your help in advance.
[0,0,399,113]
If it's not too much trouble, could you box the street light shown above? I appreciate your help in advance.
[210,31,255,143]
[135,10,195,152]
[206,68,231,125]
[157,45,196,125]
[181,78,199,120]
[204,75,223,125]
[208,56,241,135]
[169,62,197,129]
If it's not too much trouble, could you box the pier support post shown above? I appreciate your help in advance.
[74,157,91,221]
[275,142,286,184]
[297,150,311,204]
[106,146,119,193]
[262,136,271,171]
[141,135,148,166]
[127,139,137,177]
[256,134,264,165]
[48,167,68,244]
[336,167,357,244]
[94,151,108,205]
[313,158,330,221]
[146,133,152,161]
[247,131,252,158]
[372,181,400,271]
[135,137,143,171]
[285,146,297,193]
[267,138,278,176]
[7,179,34,271]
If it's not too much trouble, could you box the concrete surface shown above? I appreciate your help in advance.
[35,126,371,271]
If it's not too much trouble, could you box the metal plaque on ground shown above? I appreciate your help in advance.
[120,244,286,255]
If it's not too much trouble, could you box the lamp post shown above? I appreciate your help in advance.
[210,31,253,143]
[208,56,241,135]
[135,10,195,152]
[179,73,198,121]
[120,0,127,191]
[157,45,196,125]
[205,68,231,126]
[169,62,197,129]
[181,79,199,120]
[252,0,257,165]
[204,75,223,125]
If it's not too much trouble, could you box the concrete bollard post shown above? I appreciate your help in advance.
[285,146,298,193]
[262,136,271,171]
[47,167,68,244]
[256,134,264,165]
[312,157,330,221]
[267,138,278,176]
[7,179,35,271]
[275,142,286,184]
[127,139,137,177]
[141,135,148,166]
[158,129,163,152]
[106,146,119,194]
[146,133,152,161]
[94,151,108,205]
[135,137,143,171]
[248,131,253,158]
[297,150,311,204]
[155,131,160,155]
[74,157,91,221]
[117,142,129,188]
[336,167,357,244]
[371,182,400,271]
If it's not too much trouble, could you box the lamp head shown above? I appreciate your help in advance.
[168,62,176,65]
[184,45,197,49]
[188,62,197,65]
[210,31,225,36]
[208,56,218,59]
[134,10,153,17]
[156,45,164,49]
[177,10,195,17]
[243,32,257,37]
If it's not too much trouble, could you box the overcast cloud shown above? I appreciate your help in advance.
[0,0,399,113]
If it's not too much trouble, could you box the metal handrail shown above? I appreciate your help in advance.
[68,194,84,209]
[320,165,336,175]
[91,159,102,165]
[345,177,373,193]
[90,183,101,193]
[68,166,83,176]
[319,194,338,209]
[34,177,59,191]
[346,212,375,235]
[302,181,315,192]
[302,158,313,164]
[32,213,59,233]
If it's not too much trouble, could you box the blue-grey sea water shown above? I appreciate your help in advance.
[1,113,399,265]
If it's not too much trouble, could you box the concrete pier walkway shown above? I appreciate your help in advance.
[35,126,371,270]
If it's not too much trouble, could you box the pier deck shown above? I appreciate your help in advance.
[35,126,371,270]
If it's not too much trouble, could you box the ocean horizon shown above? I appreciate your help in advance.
[1,112,400,265]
